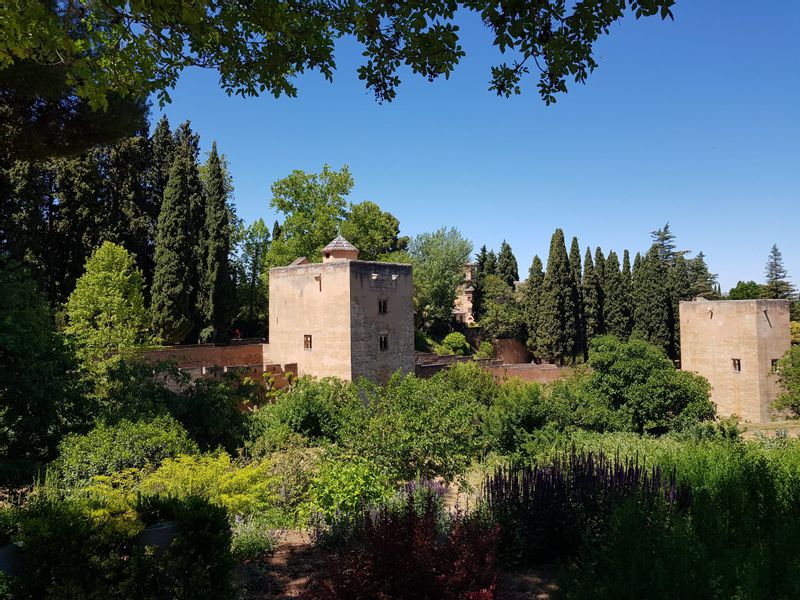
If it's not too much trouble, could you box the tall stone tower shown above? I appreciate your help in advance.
[679,299,791,423]
[265,236,414,383]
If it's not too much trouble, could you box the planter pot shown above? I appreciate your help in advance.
[136,521,179,556]
[0,542,23,576]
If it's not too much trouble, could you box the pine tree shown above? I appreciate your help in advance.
[594,247,607,335]
[151,151,195,343]
[763,244,796,299]
[651,222,678,265]
[582,247,601,342]
[632,246,671,354]
[523,255,544,358]
[621,250,634,338]
[536,229,576,364]
[496,240,519,288]
[199,143,234,338]
[604,251,629,340]
[569,236,586,360]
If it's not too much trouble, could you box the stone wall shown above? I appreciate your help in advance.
[680,299,791,423]
[493,338,532,365]
[143,342,265,369]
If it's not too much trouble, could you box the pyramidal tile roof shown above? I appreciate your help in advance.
[322,235,358,252]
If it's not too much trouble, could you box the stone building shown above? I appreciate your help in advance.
[453,263,475,324]
[679,299,791,423]
[264,236,414,383]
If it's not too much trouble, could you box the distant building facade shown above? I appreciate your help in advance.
[453,263,475,324]
[679,299,791,423]
[265,236,414,383]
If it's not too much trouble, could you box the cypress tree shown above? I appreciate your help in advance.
[148,115,175,205]
[199,142,234,338]
[569,236,586,360]
[763,244,796,299]
[632,246,671,354]
[536,229,576,365]
[594,247,607,335]
[272,220,282,243]
[688,251,719,299]
[621,250,634,338]
[604,251,628,340]
[151,151,195,343]
[473,245,490,320]
[582,247,601,342]
[485,250,498,276]
[523,255,545,358]
[497,240,519,288]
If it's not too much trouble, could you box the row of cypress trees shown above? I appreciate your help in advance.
[150,119,233,344]
[476,225,719,364]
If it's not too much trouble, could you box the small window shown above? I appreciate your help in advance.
[732,358,741,372]
[304,335,312,350]
[378,299,388,314]
[379,334,388,351]
[772,359,780,373]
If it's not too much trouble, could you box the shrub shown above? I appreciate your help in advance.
[484,449,688,565]
[346,373,484,481]
[137,453,276,517]
[52,416,198,489]
[774,345,800,416]
[12,495,234,599]
[230,515,277,560]
[442,332,471,356]
[482,382,549,454]
[304,453,393,523]
[308,492,498,600]
[474,340,495,359]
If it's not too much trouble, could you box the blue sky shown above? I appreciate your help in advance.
[152,0,799,292]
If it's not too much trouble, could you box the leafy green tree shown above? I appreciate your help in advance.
[0,259,86,460]
[485,250,498,276]
[65,241,151,367]
[667,254,692,359]
[267,165,352,266]
[585,336,715,433]
[582,247,602,341]
[569,236,586,361]
[480,274,526,341]
[523,255,545,358]
[341,200,406,261]
[632,246,671,355]
[151,150,196,343]
[728,280,764,300]
[198,143,234,338]
[650,222,679,265]
[0,1,677,112]
[234,218,271,337]
[762,244,796,299]
[408,227,472,333]
[272,220,282,244]
[147,116,176,205]
[496,240,519,288]
[774,346,800,417]
[472,245,491,320]
[536,229,576,364]
[442,332,471,356]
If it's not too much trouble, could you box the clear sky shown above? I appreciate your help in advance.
[152,0,799,292]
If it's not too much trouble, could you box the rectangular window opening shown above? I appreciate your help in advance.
[378,299,388,314]
[732,358,741,372]
[379,334,388,351]
[304,335,313,350]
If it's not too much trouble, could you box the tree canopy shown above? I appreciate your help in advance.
[0,1,676,115]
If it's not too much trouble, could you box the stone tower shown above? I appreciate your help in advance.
[264,236,414,383]
[679,299,791,423]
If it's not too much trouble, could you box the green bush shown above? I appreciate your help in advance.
[442,332,471,356]
[304,453,392,523]
[12,495,234,599]
[774,345,800,416]
[52,415,198,489]
[230,515,277,560]
[474,340,495,359]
